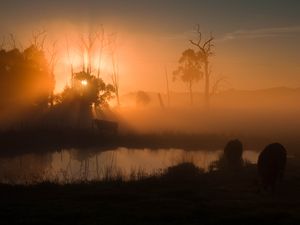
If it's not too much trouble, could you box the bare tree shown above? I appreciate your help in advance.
[190,24,214,108]
[96,25,105,79]
[80,32,98,74]
[164,65,170,107]
[75,27,107,78]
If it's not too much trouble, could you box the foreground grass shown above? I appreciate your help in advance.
[2,161,300,225]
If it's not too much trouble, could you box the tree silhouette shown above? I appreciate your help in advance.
[65,28,116,106]
[59,71,115,107]
[0,44,54,110]
[56,71,115,128]
[58,29,117,128]
[189,24,214,108]
[173,48,202,105]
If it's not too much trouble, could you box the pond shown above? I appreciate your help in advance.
[0,148,259,184]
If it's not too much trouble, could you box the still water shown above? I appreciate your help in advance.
[0,148,259,184]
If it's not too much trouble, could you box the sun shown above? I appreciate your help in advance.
[81,79,88,86]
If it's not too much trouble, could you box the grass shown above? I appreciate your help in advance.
[2,158,300,225]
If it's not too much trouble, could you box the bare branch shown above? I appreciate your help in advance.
[95,25,105,78]
[189,25,215,108]
[189,39,201,49]
[195,24,202,45]
[65,35,75,84]
[203,37,214,51]
[79,31,99,73]
[190,24,214,57]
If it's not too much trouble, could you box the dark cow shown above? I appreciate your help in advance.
[93,119,118,135]
[223,139,243,169]
[257,143,287,192]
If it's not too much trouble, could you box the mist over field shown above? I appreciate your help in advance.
[114,88,300,149]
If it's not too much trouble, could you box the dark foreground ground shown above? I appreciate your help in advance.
[2,160,300,225]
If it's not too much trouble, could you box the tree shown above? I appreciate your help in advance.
[56,71,115,128]
[31,29,58,107]
[0,44,54,110]
[58,28,117,128]
[173,48,202,105]
[189,24,214,108]
[59,71,115,108]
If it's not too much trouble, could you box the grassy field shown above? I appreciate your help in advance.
[2,159,300,225]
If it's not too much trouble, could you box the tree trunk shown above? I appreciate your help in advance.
[204,61,210,109]
[189,80,193,105]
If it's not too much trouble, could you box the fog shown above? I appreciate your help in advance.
[0,20,299,155]
[114,88,300,151]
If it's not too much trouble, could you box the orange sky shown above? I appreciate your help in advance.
[1,1,300,94]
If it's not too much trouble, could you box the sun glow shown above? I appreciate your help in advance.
[81,79,88,86]
[62,49,110,74]
[83,50,89,71]
[54,49,112,93]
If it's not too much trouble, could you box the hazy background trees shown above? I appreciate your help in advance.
[173,25,215,108]
[173,49,202,105]
[0,44,54,111]
[0,28,118,129]
[53,71,115,128]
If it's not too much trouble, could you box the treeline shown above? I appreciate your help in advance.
[0,32,116,130]
[0,45,54,110]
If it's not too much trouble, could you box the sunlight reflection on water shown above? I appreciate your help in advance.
[0,148,259,184]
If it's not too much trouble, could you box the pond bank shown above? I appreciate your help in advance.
[2,161,300,225]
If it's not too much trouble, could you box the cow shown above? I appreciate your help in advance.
[257,143,287,192]
[223,139,244,169]
[93,119,118,135]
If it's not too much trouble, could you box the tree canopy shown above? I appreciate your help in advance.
[58,71,115,108]
[0,45,54,110]
[173,48,202,104]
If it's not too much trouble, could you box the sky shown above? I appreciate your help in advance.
[1,0,300,93]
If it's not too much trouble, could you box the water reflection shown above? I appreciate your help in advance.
[0,148,259,184]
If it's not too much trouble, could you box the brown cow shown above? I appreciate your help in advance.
[257,143,287,192]
[223,139,243,169]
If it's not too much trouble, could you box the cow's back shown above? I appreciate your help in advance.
[257,143,287,190]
